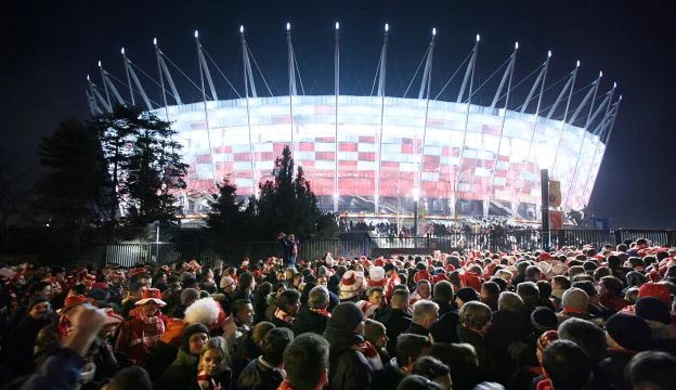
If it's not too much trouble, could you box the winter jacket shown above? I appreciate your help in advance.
[485,309,533,382]
[323,324,373,390]
[375,358,406,390]
[598,350,635,390]
[114,314,165,365]
[293,309,328,336]
[457,325,497,381]
[237,357,286,390]
[160,348,199,390]
[18,347,85,390]
[403,322,430,338]
[375,307,412,357]
[2,315,52,375]
[430,310,459,344]
[145,340,179,385]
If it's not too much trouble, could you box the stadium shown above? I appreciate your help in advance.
[86,23,621,221]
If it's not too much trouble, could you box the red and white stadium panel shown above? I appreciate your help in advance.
[153,95,603,211]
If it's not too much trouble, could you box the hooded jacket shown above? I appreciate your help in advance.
[323,324,373,390]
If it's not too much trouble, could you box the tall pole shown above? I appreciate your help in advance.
[98,61,111,110]
[417,27,436,222]
[287,23,296,156]
[540,169,550,248]
[121,48,135,106]
[195,30,216,184]
[334,22,340,212]
[550,61,580,177]
[524,50,551,167]
[153,38,170,121]
[241,26,257,198]
[375,23,389,215]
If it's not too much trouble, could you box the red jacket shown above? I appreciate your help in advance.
[115,313,166,365]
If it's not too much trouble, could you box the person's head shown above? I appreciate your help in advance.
[367,287,385,307]
[525,265,542,281]
[364,318,388,349]
[251,321,275,346]
[605,313,652,352]
[283,333,329,390]
[260,327,294,367]
[316,275,328,287]
[232,299,256,326]
[28,281,53,299]
[552,275,571,291]
[182,323,210,355]
[626,351,676,390]
[516,281,539,307]
[328,302,365,334]
[308,285,330,310]
[599,275,624,297]
[536,280,552,299]
[416,280,432,298]
[432,280,454,303]
[102,366,152,390]
[27,295,51,320]
[497,291,524,313]
[239,272,256,291]
[495,269,513,285]
[543,340,593,390]
[278,289,301,317]
[558,317,607,362]
[411,299,440,329]
[480,281,500,307]
[459,301,492,334]
[411,356,452,390]
[198,337,229,376]
[395,334,433,371]
[561,287,590,313]
[395,375,444,390]
[455,287,479,308]
[391,288,410,310]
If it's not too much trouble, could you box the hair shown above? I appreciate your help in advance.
[277,289,301,309]
[526,265,542,279]
[459,301,492,330]
[395,375,444,390]
[364,318,386,346]
[199,337,229,372]
[593,267,612,281]
[308,285,329,309]
[411,300,440,323]
[238,272,255,289]
[395,334,432,367]
[106,366,153,390]
[252,321,276,345]
[497,291,524,312]
[232,299,253,316]
[391,288,410,308]
[516,281,540,307]
[543,340,592,390]
[433,281,454,303]
[28,281,51,296]
[536,280,552,298]
[481,281,500,298]
[552,275,571,290]
[495,269,513,282]
[283,333,330,390]
[412,356,450,381]
[626,351,676,390]
[490,276,507,292]
[558,317,607,362]
[567,265,585,278]
[261,327,294,366]
[430,342,478,369]
[599,275,624,295]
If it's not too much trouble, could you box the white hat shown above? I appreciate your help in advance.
[369,266,385,282]
[340,270,365,300]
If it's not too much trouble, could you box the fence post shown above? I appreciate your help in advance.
[668,230,676,247]
[426,233,430,250]
[613,230,622,245]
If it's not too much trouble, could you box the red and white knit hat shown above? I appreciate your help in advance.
[340,270,365,300]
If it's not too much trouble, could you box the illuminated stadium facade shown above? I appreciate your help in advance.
[86,24,621,220]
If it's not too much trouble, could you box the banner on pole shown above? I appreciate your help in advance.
[548,180,561,207]
[550,210,564,230]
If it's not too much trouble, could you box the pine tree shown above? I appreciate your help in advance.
[206,178,244,239]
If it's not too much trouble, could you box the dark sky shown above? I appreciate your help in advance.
[1,0,673,228]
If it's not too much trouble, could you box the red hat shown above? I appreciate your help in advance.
[62,294,88,312]
[444,264,456,273]
[128,267,149,279]
[135,287,167,306]
[414,270,431,283]
[103,308,124,324]
[461,271,483,291]
[374,258,385,267]
[188,260,202,271]
[432,273,449,284]
[638,283,671,306]
[339,271,365,300]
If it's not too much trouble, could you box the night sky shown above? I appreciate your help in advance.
[1,0,672,228]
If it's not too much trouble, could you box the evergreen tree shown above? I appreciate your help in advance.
[206,178,245,239]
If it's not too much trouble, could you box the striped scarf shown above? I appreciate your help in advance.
[134,310,166,349]
[274,307,295,325]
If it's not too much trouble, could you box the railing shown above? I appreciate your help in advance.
[2,229,673,269]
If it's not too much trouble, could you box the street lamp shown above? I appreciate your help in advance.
[412,188,420,236]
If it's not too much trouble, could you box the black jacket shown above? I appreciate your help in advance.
[375,308,412,357]
[430,311,459,344]
[237,357,285,390]
[375,358,406,390]
[598,351,635,390]
[432,299,455,317]
[457,325,497,381]
[403,322,430,338]
[323,324,373,390]
[293,309,328,336]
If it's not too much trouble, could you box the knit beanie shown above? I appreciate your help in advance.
[635,297,671,325]
[456,287,479,304]
[181,323,209,352]
[28,294,48,311]
[606,313,652,352]
[328,302,364,332]
[531,307,558,332]
[181,288,199,306]
[561,287,589,312]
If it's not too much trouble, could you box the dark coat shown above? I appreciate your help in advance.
[430,311,459,344]
[269,316,294,330]
[293,309,328,336]
[457,325,497,381]
[145,341,179,385]
[375,308,412,357]
[403,322,430,338]
[598,351,635,390]
[237,357,285,390]
[375,358,406,390]
[432,299,455,317]
[160,348,199,390]
[323,324,373,390]
[2,315,52,375]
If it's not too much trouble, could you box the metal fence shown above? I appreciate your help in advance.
[4,228,674,268]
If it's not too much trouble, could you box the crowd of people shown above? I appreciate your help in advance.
[1,236,676,390]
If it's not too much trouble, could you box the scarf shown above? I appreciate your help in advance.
[354,340,383,371]
[197,370,220,390]
[58,315,72,339]
[258,356,287,378]
[137,310,166,349]
[278,380,297,390]
[310,308,331,318]
[274,307,295,324]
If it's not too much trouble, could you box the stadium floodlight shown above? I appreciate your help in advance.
[619,95,623,100]
[599,70,603,78]
[515,41,519,50]
[153,37,157,46]
[613,82,617,88]
[240,25,244,34]
[121,47,125,55]
[432,27,437,36]
[548,50,552,58]
[286,22,291,31]
[476,34,481,42]
[194,30,199,39]
[98,60,102,67]
[577,60,581,67]
[412,188,420,202]
[86,74,90,81]
[335,21,340,30]
[385,23,389,32]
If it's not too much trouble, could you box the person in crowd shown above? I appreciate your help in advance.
[356,287,385,319]
[376,288,412,357]
[479,282,500,312]
[409,280,432,305]
[395,374,444,390]
[431,280,455,317]
[379,333,433,389]
[238,327,294,390]
[224,298,256,372]
[265,283,288,321]
[196,336,233,390]
[271,289,301,329]
[411,356,452,390]
[294,285,330,335]
[599,313,653,389]
[323,301,373,390]
[115,287,167,365]
[404,299,439,338]
[278,233,299,270]
[232,272,257,303]
[540,339,593,390]
[278,333,329,390]
[458,301,496,379]
[160,323,210,390]
[364,318,390,363]
[626,351,676,390]
[339,270,365,302]
[455,287,479,309]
